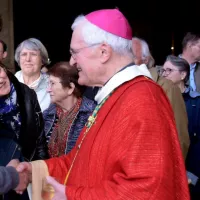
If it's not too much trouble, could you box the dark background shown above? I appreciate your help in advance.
[13,0,200,68]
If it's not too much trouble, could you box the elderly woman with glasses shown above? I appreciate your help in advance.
[162,55,200,198]
[0,62,48,199]
[15,38,51,112]
[43,62,96,157]
[161,55,190,92]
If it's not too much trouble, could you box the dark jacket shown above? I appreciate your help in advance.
[0,71,48,162]
[83,87,99,100]
[43,96,96,154]
[192,62,200,93]
[0,166,19,194]
[183,92,200,178]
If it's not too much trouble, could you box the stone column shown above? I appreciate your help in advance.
[0,0,14,72]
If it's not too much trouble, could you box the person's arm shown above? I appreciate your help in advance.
[35,128,49,160]
[32,90,49,160]
[0,166,19,194]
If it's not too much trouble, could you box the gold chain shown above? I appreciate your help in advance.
[63,116,96,185]
[63,94,110,185]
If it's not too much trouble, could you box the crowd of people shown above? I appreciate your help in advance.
[0,8,200,200]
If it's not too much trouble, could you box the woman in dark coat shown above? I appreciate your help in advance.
[0,62,48,199]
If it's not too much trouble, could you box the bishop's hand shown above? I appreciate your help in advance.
[45,176,67,200]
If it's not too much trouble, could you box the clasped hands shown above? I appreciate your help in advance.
[6,159,32,194]
[7,159,67,200]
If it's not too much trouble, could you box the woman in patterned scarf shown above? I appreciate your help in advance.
[43,62,96,157]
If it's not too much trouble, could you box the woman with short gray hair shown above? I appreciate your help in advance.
[161,55,190,92]
[15,38,51,111]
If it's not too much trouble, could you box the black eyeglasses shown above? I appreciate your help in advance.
[69,43,101,59]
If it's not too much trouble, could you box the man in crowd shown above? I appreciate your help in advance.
[181,32,200,96]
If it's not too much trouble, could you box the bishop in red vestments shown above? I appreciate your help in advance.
[15,8,190,200]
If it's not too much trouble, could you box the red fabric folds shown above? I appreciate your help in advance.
[46,76,189,200]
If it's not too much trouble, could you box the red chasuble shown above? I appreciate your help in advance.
[46,76,190,200]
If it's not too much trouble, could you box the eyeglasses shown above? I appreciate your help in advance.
[160,68,180,76]
[47,81,62,88]
[69,43,101,59]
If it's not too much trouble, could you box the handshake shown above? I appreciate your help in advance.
[2,159,67,200]
[6,159,32,194]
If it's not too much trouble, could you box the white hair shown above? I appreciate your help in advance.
[132,37,150,59]
[15,38,50,66]
[71,15,133,57]
[132,37,155,68]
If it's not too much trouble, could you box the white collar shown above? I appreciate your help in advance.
[95,64,152,104]
[20,73,41,89]
[16,71,47,90]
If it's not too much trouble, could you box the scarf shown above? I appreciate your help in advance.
[0,83,21,138]
[48,98,82,157]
